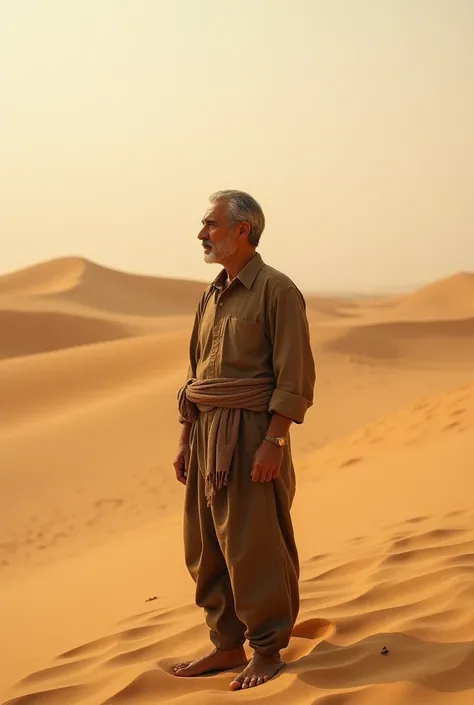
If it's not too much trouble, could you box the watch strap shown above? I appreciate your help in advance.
[265,435,286,447]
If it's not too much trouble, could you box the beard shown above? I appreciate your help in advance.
[203,235,237,263]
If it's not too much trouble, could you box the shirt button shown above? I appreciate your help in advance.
[219,302,223,307]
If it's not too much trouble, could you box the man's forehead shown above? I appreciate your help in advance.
[202,200,226,222]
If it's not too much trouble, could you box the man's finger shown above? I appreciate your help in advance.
[250,459,256,480]
[265,467,274,482]
[176,467,187,484]
[174,456,187,484]
[251,461,260,482]
[257,464,268,483]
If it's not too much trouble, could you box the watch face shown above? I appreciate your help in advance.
[278,438,285,447]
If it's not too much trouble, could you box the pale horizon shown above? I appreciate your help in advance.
[1,0,474,293]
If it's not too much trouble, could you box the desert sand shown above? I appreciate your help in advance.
[1,257,473,705]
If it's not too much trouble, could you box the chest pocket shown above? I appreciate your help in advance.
[221,316,269,374]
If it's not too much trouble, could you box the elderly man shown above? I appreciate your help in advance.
[172,190,315,690]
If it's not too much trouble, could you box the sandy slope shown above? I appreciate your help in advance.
[0,258,205,358]
[387,272,474,320]
[0,257,207,316]
[0,258,473,705]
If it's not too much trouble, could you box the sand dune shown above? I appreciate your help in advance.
[0,330,190,429]
[387,272,474,320]
[2,379,473,705]
[1,259,473,705]
[0,257,88,297]
[0,257,206,316]
[0,309,130,359]
[324,316,474,363]
[0,257,204,359]
[295,379,474,527]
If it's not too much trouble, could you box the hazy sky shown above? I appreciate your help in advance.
[1,0,473,292]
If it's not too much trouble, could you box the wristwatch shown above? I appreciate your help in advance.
[264,435,286,447]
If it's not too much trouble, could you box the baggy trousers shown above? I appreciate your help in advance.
[183,408,300,655]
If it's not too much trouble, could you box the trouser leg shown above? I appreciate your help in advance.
[212,411,300,656]
[183,424,246,650]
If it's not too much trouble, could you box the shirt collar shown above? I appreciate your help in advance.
[212,253,264,291]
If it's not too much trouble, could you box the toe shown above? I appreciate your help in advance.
[174,661,190,669]
[230,678,243,691]
[242,677,252,689]
[249,677,258,688]
[257,676,265,686]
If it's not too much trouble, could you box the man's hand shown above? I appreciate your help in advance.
[174,443,190,485]
[251,440,284,483]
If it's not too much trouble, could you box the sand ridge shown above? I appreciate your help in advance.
[0,257,207,316]
[0,257,473,704]
[387,272,474,320]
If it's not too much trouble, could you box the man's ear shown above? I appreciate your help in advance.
[239,221,251,239]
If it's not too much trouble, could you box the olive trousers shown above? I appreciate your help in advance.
[183,409,300,655]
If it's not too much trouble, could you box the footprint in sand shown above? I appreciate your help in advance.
[282,618,336,663]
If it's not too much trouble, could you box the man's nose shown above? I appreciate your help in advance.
[198,227,207,240]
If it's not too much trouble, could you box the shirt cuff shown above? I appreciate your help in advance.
[268,388,312,424]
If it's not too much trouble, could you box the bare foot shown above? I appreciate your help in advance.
[173,646,247,677]
[229,652,285,690]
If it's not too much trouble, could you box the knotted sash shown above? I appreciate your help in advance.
[177,376,275,506]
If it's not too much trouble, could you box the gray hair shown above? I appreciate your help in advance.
[209,189,265,247]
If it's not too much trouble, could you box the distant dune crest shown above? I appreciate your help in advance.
[0,256,208,315]
[0,256,88,296]
[0,257,473,362]
[390,272,474,319]
[2,256,472,309]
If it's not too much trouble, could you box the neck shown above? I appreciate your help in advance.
[222,250,257,281]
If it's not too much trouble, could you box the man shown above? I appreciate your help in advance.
[172,190,315,691]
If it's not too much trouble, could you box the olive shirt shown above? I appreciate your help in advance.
[185,252,315,424]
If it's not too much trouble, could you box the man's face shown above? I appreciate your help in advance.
[198,199,239,264]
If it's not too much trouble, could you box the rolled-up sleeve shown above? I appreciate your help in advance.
[267,286,315,424]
